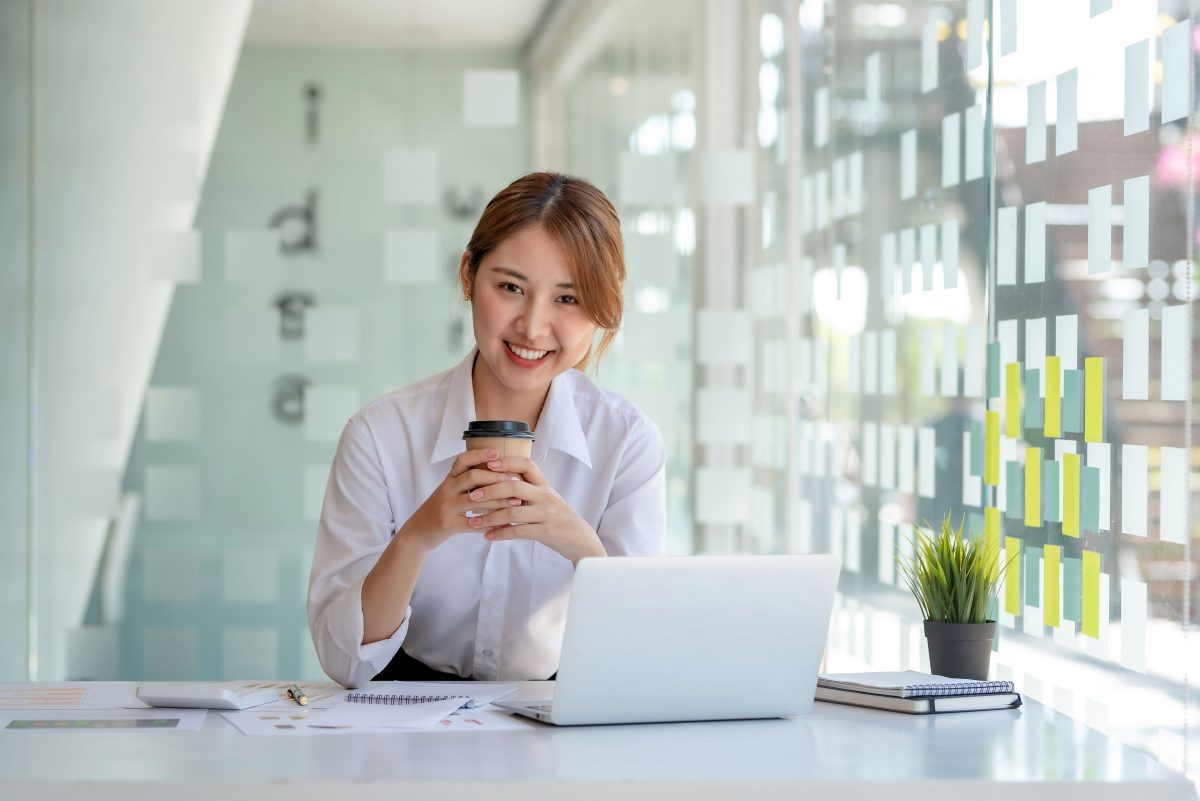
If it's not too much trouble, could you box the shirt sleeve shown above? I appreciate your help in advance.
[596,415,668,557]
[307,417,411,688]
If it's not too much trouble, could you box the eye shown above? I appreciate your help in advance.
[499,282,523,294]
[557,295,578,304]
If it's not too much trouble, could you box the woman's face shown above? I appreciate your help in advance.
[461,224,597,395]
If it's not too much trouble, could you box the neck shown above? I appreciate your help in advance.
[470,351,550,430]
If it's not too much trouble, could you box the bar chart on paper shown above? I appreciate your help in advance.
[0,684,133,710]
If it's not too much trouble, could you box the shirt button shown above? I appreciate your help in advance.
[482,649,494,658]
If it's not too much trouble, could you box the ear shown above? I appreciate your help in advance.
[459,251,473,299]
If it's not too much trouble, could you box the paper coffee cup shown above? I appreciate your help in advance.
[462,420,534,459]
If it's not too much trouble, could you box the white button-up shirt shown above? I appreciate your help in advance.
[308,348,667,688]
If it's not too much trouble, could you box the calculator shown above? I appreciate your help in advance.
[135,683,281,710]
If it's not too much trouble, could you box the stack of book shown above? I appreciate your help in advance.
[815,671,1022,714]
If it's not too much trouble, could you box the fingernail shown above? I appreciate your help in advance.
[470,518,482,527]
[509,499,521,506]
[488,450,498,459]
[509,474,520,481]
[488,460,502,469]
[470,490,483,500]
[484,532,495,539]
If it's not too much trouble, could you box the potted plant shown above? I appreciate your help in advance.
[898,514,1004,680]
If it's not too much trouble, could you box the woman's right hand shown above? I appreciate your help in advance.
[395,448,524,553]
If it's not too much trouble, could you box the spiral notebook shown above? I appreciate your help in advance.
[344,682,518,709]
[817,671,1015,699]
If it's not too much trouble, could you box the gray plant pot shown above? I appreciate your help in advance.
[923,620,996,680]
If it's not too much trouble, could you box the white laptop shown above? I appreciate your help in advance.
[494,554,839,726]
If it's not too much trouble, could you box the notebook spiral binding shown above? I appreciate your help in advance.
[908,680,1014,697]
[344,692,471,706]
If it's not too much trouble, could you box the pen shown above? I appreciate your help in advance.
[287,683,308,706]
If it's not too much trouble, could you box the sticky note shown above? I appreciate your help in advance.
[1063,556,1082,622]
[966,0,983,70]
[943,113,961,188]
[985,411,1000,485]
[814,86,830,147]
[921,223,937,290]
[1024,369,1042,429]
[1044,356,1061,436]
[862,422,878,486]
[900,228,916,293]
[1063,370,1083,433]
[1124,39,1149,136]
[922,17,938,92]
[984,506,1000,582]
[1006,461,1023,520]
[1088,185,1112,275]
[1025,447,1042,527]
[1025,546,1041,607]
[942,219,959,289]
[901,129,917,200]
[1160,446,1188,545]
[1025,317,1046,393]
[998,207,1018,285]
[1123,175,1149,269]
[1043,545,1061,628]
[1056,69,1078,155]
[1004,537,1022,615]
[964,324,982,396]
[697,389,752,445]
[1082,550,1100,637]
[965,103,984,181]
[1056,314,1079,370]
[918,427,936,498]
[701,150,755,206]
[987,342,1000,398]
[1121,444,1148,537]
[865,52,882,118]
[881,330,897,395]
[898,426,916,494]
[1161,21,1190,124]
[1024,202,1046,283]
[941,325,958,397]
[880,424,897,489]
[1026,81,1045,164]
[695,468,750,524]
[970,420,983,477]
[1161,304,1189,401]
[1122,309,1150,400]
[1063,452,1080,537]
[921,329,936,395]
[1042,459,1060,523]
[1120,579,1147,673]
[462,70,519,126]
[1006,363,1021,438]
[1084,357,1105,442]
[963,431,982,508]
[1085,442,1111,530]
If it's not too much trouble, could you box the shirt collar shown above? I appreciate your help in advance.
[430,348,593,469]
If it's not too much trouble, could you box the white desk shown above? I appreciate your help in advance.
[1,681,1194,800]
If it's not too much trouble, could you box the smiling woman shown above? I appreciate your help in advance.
[307,172,667,688]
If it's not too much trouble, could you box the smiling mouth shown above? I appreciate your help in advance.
[505,341,553,364]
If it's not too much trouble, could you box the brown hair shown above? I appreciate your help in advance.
[464,172,625,373]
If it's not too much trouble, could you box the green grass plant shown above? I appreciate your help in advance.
[898,514,1004,625]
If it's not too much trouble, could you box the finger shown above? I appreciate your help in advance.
[466,480,533,504]
[450,448,500,477]
[456,467,523,494]
[460,497,521,515]
[484,523,544,542]
[467,504,531,530]
[484,456,547,485]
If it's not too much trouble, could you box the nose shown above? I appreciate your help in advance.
[515,298,553,343]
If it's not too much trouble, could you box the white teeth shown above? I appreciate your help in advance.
[508,342,549,360]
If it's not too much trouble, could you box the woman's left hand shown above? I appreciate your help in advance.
[465,456,606,565]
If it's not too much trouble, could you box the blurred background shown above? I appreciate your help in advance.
[1,0,1197,781]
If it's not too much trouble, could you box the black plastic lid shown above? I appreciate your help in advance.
[462,420,535,440]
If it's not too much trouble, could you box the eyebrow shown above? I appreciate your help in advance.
[490,266,575,290]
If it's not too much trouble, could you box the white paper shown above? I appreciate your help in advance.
[0,709,206,731]
[964,323,983,397]
[966,0,984,70]
[0,684,136,710]
[1088,185,1112,275]
[922,18,938,93]
[383,228,440,285]
[920,224,937,291]
[1122,308,1149,400]
[920,328,936,395]
[1026,81,1045,164]
[1123,39,1150,136]
[865,52,882,119]
[965,104,984,181]
[427,709,537,732]
[998,207,1018,285]
[862,422,878,486]
[1024,202,1046,283]
[1120,444,1148,537]
[1161,21,1190,124]
[941,324,958,397]
[1055,314,1079,371]
[1161,304,1190,401]
[462,70,519,126]
[697,309,752,365]
[814,86,830,147]
[899,228,916,294]
[898,426,916,494]
[863,330,879,394]
[918,427,936,498]
[879,424,897,489]
[900,129,917,200]
[943,112,960,188]
[1087,442,1112,532]
[1056,69,1078,155]
[1025,317,1046,395]
[1160,446,1188,545]
[620,153,675,205]
[942,218,959,289]
[1122,175,1149,269]
[701,149,754,205]
[383,150,439,205]
[1119,579,1147,673]
[881,330,897,395]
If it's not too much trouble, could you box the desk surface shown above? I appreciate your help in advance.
[1,681,1194,801]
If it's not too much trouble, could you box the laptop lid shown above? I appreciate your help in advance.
[548,554,840,725]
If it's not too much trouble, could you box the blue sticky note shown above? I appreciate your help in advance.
[987,342,1000,398]
[1025,546,1042,607]
[1063,556,1082,623]
[1006,462,1023,520]
[1063,369,1082,434]
[970,420,983,477]
[1081,466,1101,532]
[1043,460,1060,523]
[1024,368,1043,428]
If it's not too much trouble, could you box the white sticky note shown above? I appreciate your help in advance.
[963,430,982,507]
[1120,445,1148,537]
[697,388,752,444]
[1024,201,1046,284]
[998,207,1018,285]
[304,465,328,521]
[222,549,280,604]
[305,308,361,364]
[696,467,751,524]
[698,309,752,365]
[814,86,830,147]
[383,149,439,205]
[620,153,676,205]
[1055,314,1079,371]
[1124,39,1150,136]
[1119,579,1147,673]
[143,548,198,603]
[463,69,520,126]
[1000,0,1018,55]
[1122,308,1149,400]
[865,52,882,119]
[848,150,864,214]
[878,519,896,585]
[1161,304,1190,401]
[862,422,878,486]
[146,387,200,442]
[864,330,879,394]
[964,103,984,181]
[920,224,937,291]
[1160,447,1189,545]
[1026,81,1046,164]
[815,170,830,229]
[922,18,938,93]
[701,149,754,205]
[1122,175,1149,269]
[383,228,440,285]
[900,129,917,200]
[144,465,200,521]
[967,0,984,70]
[224,230,279,284]
[898,426,915,494]
[1088,185,1112,275]
[941,324,959,397]
[942,112,961,188]
[143,628,199,680]
[920,328,936,396]
[222,627,278,681]
[942,218,959,289]
[1162,21,1190,124]
[1086,442,1112,531]
[918,427,936,498]
[879,424,897,489]
[1056,69,1078,155]
[899,228,916,294]
[304,385,361,443]
[881,330,897,395]
[1026,317,1047,395]
[964,323,983,397]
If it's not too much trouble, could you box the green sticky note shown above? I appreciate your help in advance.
[968,511,984,541]
[1063,556,1082,623]
[987,342,1001,398]
[1063,370,1083,434]
[1025,546,1042,608]
[1043,460,1060,523]
[1006,461,1023,520]
[1024,368,1043,428]
[1081,465,1101,532]
[970,420,983,477]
